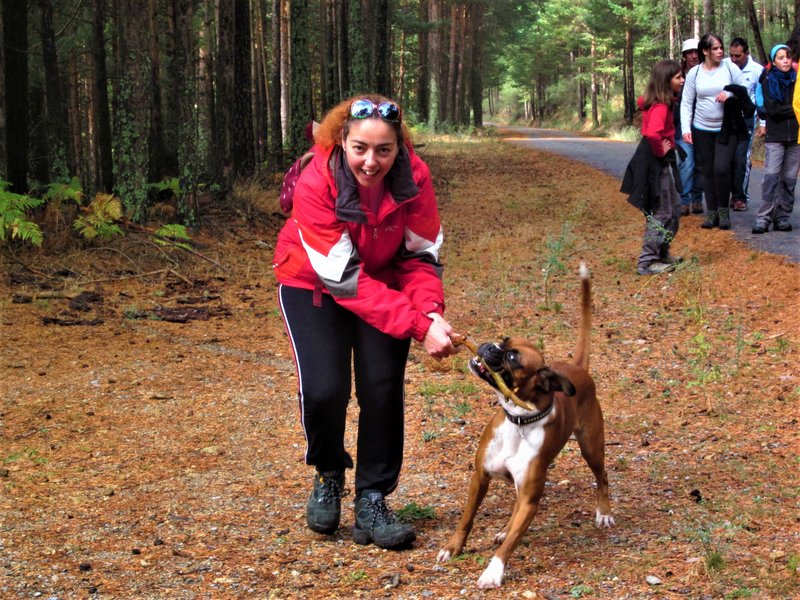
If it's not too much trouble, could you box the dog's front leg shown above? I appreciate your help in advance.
[476,480,544,589]
[437,469,491,562]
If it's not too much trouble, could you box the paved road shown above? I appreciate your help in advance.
[499,126,799,263]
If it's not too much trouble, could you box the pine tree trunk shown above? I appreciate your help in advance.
[428,0,443,128]
[216,0,235,183]
[38,0,70,181]
[288,0,312,158]
[66,54,84,189]
[116,0,152,221]
[348,0,368,94]
[200,0,217,177]
[92,0,114,193]
[335,0,349,98]
[590,36,599,128]
[175,0,200,222]
[321,0,336,111]
[253,0,268,164]
[703,0,714,33]
[147,0,169,180]
[371,0,391,95]
[746,0,768,64]
[270,0,283,165]
[624,24,635,125]
[0,5,6,182]
[233,0,254,176]
[280,0,290,141]
[3,0,29,193]
[416,0,429,123]
[468,2,483,127]
[445,3,458,124]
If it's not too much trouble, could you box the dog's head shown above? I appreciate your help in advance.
[468,336,576,412]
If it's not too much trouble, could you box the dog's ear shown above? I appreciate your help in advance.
[536,367,576,397]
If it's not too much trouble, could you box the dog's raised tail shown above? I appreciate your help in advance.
[573,262,591,372]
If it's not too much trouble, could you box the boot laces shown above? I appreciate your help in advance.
[368,497,397,525]
[318,473,342,503]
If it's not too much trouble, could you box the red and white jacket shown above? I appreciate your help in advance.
[273,142,445,342]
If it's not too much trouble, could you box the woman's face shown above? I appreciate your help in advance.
[671,70,685,93]
[342,118,400,188]
[774,49,792,72]
[705,39,724,65]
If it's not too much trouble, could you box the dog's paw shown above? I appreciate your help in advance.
[436,548,453,563]
[596,510,615,528]
[477,557,505,589]
[493,530,507,544]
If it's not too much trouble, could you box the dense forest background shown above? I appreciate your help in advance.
[2,0,800,227]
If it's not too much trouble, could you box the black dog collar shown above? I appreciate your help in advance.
[503,401,554,425]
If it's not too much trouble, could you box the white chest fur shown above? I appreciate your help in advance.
[482,419,546,491]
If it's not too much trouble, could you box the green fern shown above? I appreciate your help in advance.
[44,176,85,205]
[73,193,124,240]
[0,182,45,246]
[154,223,192,249]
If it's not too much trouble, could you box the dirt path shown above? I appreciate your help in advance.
[499,125,800,264]
[2,137,798,599]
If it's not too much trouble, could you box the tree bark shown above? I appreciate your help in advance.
[38,0,70,181]
[371,0,391,96]
[0,5,6,182]
[216,0,235,182]
[702,0,714,33]
[590,36,599,128]
[269,0,283,164]
[288,0,312,158]
[148,0,169,180]
[347,0,368,94]
[174,0,200,222]
[200,0,217,176]
[416,0,429,123]
[745,0,768,65]
[233,0,255,176]
[92,0,114,193]
[116,0,152,221]
[335,0,349,98]
[3,0,29,193]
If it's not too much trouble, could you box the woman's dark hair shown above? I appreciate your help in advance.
[315,93,410,149]
[698,33,724,62]
[642,59,683,109]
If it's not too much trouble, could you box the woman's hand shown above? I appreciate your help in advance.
[715,91,729,103]
[661,139,673,154]
[682,132,693,144]
[422,313,458,360]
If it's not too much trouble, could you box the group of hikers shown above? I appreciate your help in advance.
[624,33,798,275]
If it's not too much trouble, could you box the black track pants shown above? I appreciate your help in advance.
[278,284,411,496]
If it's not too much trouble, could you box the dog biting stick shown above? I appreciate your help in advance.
[451,334,537,411]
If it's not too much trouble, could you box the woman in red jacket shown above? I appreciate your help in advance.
[273,94,457,549]
[637,59,686,275]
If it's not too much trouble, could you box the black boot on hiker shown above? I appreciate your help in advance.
[353,490,416,549]
[306,470,344,534]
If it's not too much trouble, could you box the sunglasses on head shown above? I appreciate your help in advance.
[349,99,402,122]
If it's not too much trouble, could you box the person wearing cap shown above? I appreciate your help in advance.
[726,38,763,211]
[674,38,705,216]
[273,94,458,550]
[752,44,798,233]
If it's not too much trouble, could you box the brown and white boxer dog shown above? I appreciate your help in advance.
[438,263,614,589]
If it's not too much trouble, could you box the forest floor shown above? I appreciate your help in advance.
[2,134,799,599]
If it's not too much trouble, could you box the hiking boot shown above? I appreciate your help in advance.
[691,202,704,214]
[700,210,718,229]
[718,208,731,230]
[773,221,793,232]
[353,490,416,549]
[751,223,768,234]
[637,262,675,276]
[306,470,345,534]
[732,199,748,211]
